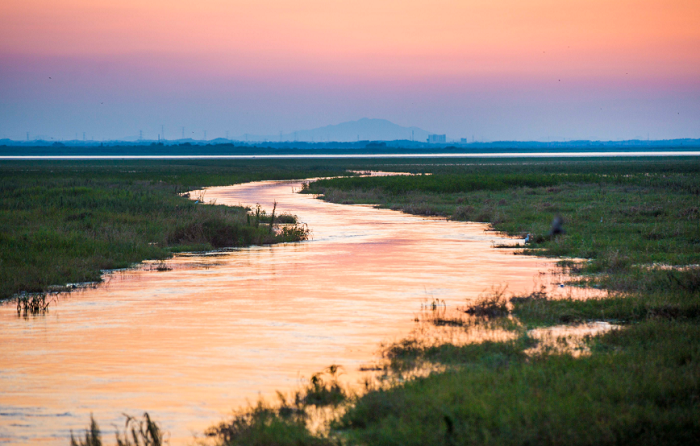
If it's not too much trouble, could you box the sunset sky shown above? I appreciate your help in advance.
[1,0,699,141]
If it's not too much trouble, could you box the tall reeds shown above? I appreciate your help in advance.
[16,293,51,316]
[70,413,164,446]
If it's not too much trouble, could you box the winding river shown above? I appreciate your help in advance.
[1,178,589,445]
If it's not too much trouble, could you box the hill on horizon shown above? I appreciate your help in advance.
[238,118,433,143]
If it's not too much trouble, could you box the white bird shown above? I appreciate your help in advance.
[524,233,531,243]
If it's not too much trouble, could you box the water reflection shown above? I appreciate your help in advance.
[526,322,619,357]
[1,179,597,444]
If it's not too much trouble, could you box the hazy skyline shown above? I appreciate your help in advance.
[1,1,699,141]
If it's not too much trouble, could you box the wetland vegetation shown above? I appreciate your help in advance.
[3,156,699,444]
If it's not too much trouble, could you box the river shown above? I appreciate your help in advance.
[1,178,592,444]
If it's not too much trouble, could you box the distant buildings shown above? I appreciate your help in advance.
[427,134,446,143]
[460,138,467,143]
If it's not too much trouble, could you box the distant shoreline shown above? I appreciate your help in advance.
[2,151,700,160]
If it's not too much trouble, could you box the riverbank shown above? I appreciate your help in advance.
[0,160,350,301]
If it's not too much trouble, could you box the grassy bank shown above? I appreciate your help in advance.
[0,159,349,301]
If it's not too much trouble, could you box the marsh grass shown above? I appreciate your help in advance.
[205,401,336,446]
[263,212,297,224]
[114,413,165,446]
[70,416,101,446]
[381,299,524,376]
[462,285,510,317]
[16,293,52,317]
[70,413,165,446]
[152,260,171,272]
[301,365,347,407]
[204,366,347,446]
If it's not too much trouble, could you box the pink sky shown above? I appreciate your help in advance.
[1,0,699,141]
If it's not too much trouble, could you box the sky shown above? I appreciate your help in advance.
[1,0,699,141]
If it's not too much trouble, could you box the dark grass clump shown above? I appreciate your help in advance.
[205,367,346,446]
[167,211,306,248]
[16,293,51,317]
[418,298,469,327]
[510,270,700,327]
[274,213,298,224]
[115,413,165,446]
[512,290,700,327]
[70,416,101,446]
[383,335,533,370]
[299,365,347,407]
[277,223,312,242]
[462,285,510,317]
[206,401,335,446]
[254,211,298,224]
[71,413,164,446]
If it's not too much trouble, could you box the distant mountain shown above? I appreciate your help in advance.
[239,118,432,143]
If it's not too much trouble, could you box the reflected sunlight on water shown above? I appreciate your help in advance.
[0,179,602,445]
[526,322,620,357]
